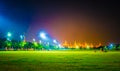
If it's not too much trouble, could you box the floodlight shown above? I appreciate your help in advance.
[20,35,23,39]
[7,32,11,37]
[33,38,36,42]
[40,32,47,39]
[53,39,57,43]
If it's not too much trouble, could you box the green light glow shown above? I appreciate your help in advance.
[20,41,26,47]
[33,42,38,47]
[7,32,12,37]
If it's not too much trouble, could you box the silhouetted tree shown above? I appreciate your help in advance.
[115,44,120,50]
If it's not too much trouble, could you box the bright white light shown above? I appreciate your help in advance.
[33,38,36,42]
[7,32,11,37]
[53,39,57,43]
[58,44,60,46]
[40,32,47,39]
[39,40,42,44]
[58,44,63,48]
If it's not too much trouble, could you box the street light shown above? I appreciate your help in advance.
[40,32,47,39]
[108,43,114,49]
[7,32,11,37]
[20,35,23,40]
[7,32,12,41]
[33,38,36,42]
[53,39,57,43]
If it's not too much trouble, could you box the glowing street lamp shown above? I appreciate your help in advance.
[7,32,12,41]
[33,38,36,42]
[20,35,24,40]
[108,43,114,49]
[53,39,57,43]
[76,45,79,49]
[86,45,90,49]
[40,32,47,39]
[7,32,12,37]
[110,44,113,47]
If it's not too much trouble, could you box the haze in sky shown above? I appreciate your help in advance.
[0,0,120,45]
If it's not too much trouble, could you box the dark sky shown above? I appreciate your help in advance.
[0,0,120,45]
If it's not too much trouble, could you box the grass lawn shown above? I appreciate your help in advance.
[0,51,120,71]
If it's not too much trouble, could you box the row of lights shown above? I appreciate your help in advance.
[6,32,115,49]
[6,32,63,48]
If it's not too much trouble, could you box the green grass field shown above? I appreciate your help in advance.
[0,51,120,71]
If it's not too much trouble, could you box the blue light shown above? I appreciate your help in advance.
[7,38,10,41]
[110,44,113,47]
[108,43,114,49]
[20,35,23,39]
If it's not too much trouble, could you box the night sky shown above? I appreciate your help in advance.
[0,0,120,45]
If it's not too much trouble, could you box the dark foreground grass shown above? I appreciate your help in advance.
[0,51,120,71]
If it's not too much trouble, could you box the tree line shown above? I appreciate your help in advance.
[0,38,59,51]
[0,37,120,51]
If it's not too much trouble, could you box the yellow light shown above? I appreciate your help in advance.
[76,45,79,49]
[86,46,90,49]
